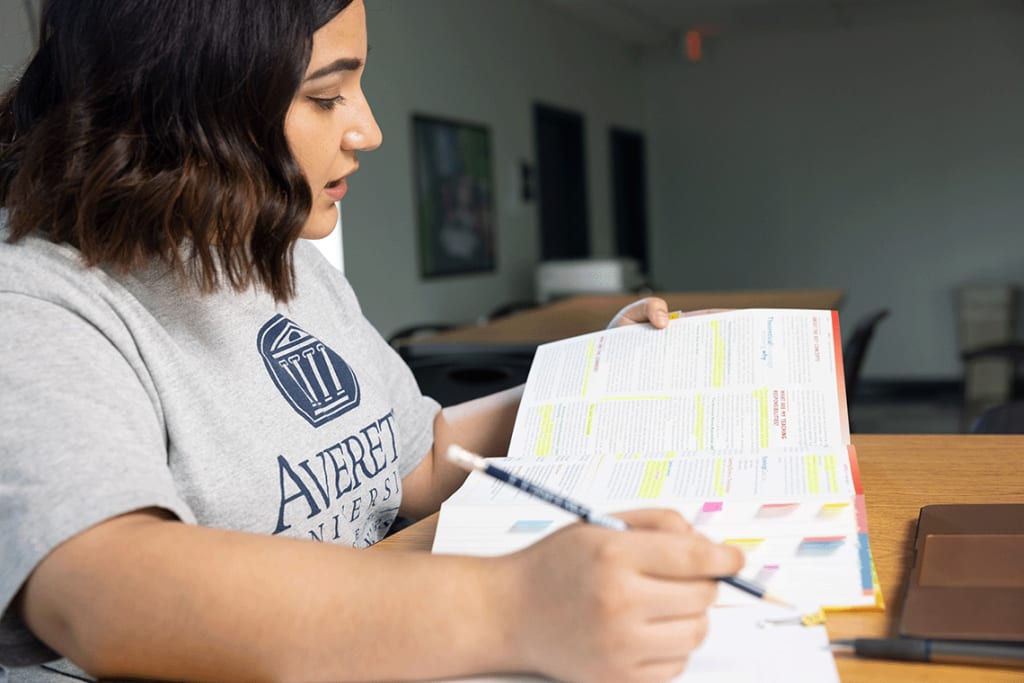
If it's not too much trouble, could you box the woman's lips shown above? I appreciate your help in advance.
[323,177,347,202]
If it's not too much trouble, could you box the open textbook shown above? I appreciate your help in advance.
[433,308,882,610]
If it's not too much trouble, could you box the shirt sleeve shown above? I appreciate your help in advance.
[0,293,195,667]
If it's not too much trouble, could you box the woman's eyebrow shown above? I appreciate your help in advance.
[305,57,364,82]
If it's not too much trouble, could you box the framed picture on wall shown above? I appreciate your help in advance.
[412,114,496,277]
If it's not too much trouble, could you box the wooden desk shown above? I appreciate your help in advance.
[402,289,845,349]
[374,434,1024,682]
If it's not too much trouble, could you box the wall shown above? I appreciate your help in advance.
[345,0,645,338]
[0,0,36,86]
[642,1,1024,379]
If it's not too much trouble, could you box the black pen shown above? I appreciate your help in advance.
[831,638,1024,668]
[446,444,794,609]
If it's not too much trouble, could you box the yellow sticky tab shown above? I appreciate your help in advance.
[800,609,827,627]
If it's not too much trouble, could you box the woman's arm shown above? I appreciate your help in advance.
[399,384,523,519]
[22,506,742,683]
[400,297,673,519]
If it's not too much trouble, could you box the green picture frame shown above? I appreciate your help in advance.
[412,114,496,277]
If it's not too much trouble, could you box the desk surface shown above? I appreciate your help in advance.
[374,434,1024,682]
[403,290,845,347]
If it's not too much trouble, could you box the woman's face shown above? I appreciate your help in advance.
[285,0,382,239]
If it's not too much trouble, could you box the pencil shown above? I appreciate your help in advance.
[446,445,794,609]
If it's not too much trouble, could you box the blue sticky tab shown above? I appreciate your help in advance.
[508,520,554,533]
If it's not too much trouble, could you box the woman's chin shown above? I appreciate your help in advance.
[299,205,339,240]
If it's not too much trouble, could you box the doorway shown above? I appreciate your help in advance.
[610,127,649,275]
[534,103,589,260]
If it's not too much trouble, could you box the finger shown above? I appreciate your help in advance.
[643,297,670,328]
[641,612,711,659]
[608,297,671,329]
[613,508,693,534]
[633,658,691,683]
[626,573,719,620]
[607,298,646,329]
[619,526,746,580]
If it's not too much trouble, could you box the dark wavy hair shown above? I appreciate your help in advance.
[0,0,354,301]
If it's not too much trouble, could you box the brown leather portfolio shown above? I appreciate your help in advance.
[898,504,1024,641]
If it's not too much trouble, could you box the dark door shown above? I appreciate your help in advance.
[534,103,589,260]
[610,127,648,274]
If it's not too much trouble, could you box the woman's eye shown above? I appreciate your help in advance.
[309,95,345,111]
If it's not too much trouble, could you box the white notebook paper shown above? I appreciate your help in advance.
[436,603,839,683]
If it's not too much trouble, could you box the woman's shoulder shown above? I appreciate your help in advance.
[0,224,103,292]
[0,220,152,331]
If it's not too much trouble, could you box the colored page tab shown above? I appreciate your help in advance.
[757,503,800,518]
[799,536,846,556]
[724,538,765,552]
[696,501,723,525]
[818,502,850,518]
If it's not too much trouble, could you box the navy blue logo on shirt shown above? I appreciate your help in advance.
[258,315,360,427]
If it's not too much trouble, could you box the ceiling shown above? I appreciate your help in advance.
[540,0,987,50]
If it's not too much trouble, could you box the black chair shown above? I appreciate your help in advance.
[960,342,1024,393]
[386,322,456,349]
[843,309,890,409]
[969,400,1024,434]
[958,341,1024,430]
[404,350,534,407]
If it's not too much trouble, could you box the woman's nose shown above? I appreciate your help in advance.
[343,97,382,152]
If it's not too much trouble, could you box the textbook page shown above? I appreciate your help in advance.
[434,603,839,683]
[432,454,877,609]
[508,308,849,461]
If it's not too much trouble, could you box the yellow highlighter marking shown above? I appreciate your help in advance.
[638,461,669,499]
[710,320,725,387]
[712,458,726,496]
[535,405,554,457]
[694,393,705,450]
[824,454,838,492]
[581,340,595,397]
[754,387,769,448]
[804,454,821,494]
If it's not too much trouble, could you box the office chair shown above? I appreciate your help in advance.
[843,309,890,409]
[403,350,534,407]
[960,342,1024,383]
[969,400,1024,434]
[386,322,456,349]
[958,341,1024,430]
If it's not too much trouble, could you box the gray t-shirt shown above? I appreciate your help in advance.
[0,226,439,679]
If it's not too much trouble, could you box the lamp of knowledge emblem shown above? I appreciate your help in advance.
[257,315,360,427]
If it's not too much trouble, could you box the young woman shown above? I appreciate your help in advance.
[0,1,742,681]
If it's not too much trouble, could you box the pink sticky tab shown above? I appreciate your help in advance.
[702,501,724,513]
[757,503,799,518]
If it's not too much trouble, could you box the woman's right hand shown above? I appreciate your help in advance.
[501,508,744,683]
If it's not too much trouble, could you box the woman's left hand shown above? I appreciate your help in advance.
[606,296,670,330]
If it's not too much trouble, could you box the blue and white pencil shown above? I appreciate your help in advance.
[446,444,794,609]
